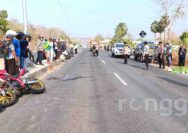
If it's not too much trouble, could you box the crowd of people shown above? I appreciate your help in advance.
[123,41,187,70]
[0,30,78,76]
[155,42,187,70]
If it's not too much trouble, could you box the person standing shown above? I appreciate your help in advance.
[12,35,21,74]
[43,39,51,63]
[166,43,172,69]
[123,44,129,64]
[53,39,58,60]
[56,39,62,59]
[183,45,187,66]
[4,34,18,75]
[0,40,5,70]
[144,41,150,70]
[179,44,187,66]
[74,44,78,54]
[162,43,167,69]
[96,45,99,56]
[20,36,29,69]
[35,36,44,65]
[157,42,164,68]
[49,38,54,63]
[26,35,35,63]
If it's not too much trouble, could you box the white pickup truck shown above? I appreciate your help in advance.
[111,43,131,57]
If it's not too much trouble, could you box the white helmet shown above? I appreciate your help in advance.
[5,30,17,37]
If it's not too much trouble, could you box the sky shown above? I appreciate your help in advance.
[0,0,188,39]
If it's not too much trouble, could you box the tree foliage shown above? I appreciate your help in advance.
[94,34,104,43]
[0,10,8,34]
[0,10,8,19]
[156,0,188,24]
[180,32,188,46]
[110,22,128,45]
[151,21,159,34]
[151,15,170,41]
[154,0,188,41]
[159,15,170,29]
[151,21,159,39]
[115,22,128,41]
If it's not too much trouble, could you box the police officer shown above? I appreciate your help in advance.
[144,41,150,70]
[123,43,129,64]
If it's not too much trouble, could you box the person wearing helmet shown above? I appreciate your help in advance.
[3,33,18,75]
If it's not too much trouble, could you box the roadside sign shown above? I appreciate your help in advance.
[139,31,147,38]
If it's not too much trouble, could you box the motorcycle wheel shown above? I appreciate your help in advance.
[29,79,46,94]
[0,90,17,107]
[6,87,21,97]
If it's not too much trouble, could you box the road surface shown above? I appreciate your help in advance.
[0,49,188,133]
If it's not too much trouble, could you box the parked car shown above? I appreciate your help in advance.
[134,42,157,62]
[111,43,131,58]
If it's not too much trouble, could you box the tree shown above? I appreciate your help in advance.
[157,21,165,41]
[115,22,128,41]
[0,10,8,36]
[159,15,170,42]
[151,21,159,40]
[180,32,188,48]
[0,10,8,18]
[94,34,104,43]
[110,36,118,45]
[154,0,188,41]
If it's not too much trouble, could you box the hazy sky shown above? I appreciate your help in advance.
[0,0,188,39]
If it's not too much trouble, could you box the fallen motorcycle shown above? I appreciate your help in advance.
[0,69,46,96]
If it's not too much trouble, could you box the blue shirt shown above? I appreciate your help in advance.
[12,38,21,57]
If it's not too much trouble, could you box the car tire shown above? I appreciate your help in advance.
[134,54,137,61]
[112,53,114,57]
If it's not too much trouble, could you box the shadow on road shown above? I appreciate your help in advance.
[157,77,188,88]
[47,75,93,82]
[0,107,6,113]
[129,64,145,70]
[115,60,124,64]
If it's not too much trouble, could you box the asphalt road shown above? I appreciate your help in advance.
[0,49,188,133]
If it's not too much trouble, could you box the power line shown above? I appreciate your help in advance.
[56,0,71,27]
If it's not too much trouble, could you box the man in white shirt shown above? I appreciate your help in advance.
[144,41,150,70]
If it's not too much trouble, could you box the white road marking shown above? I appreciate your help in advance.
[113,72,128,86]
[102,59,106,64]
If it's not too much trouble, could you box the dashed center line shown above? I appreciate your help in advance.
[102,60,106,64]
[113,72,128,86]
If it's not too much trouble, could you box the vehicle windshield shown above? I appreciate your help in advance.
[149,44,156,49]
[116,44,124,48]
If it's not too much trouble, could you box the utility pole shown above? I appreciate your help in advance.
[22,0,28,34]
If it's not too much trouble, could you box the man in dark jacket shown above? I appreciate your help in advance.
[179,44,187,66]
[20,36,29,69]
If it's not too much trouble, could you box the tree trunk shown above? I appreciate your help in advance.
[164,29,166,43]
[154,33,156,41]
[160,33,162,41]
[167,26,172,42]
